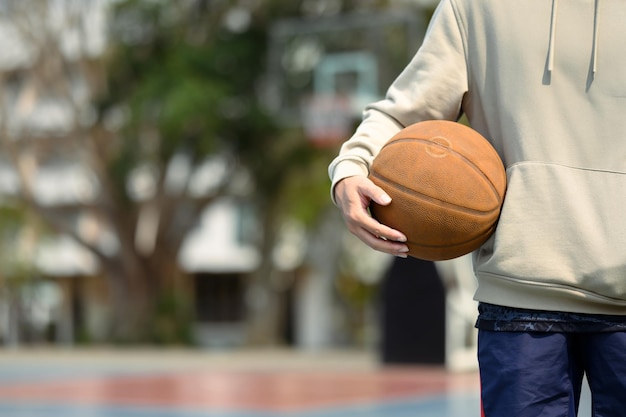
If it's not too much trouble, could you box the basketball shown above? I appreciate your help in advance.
[368,120,507,261]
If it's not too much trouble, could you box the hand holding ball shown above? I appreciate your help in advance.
[368,120,507,261]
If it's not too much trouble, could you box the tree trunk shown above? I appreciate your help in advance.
[244,200,285,346]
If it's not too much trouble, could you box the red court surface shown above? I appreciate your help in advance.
[0,349,482,417]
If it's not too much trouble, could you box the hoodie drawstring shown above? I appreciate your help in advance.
[592,0,600,77]
[548,0,600,77]
[547,0,558,73]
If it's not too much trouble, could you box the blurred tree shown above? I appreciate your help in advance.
[0,0,336,344]
[99,0,287,342]
[0,204,49,346]
[102,0,336,344]
[0,0,430,346]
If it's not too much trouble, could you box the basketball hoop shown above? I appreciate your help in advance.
[301,94,353,147]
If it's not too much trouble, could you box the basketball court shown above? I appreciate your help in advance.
[0,349,482,417]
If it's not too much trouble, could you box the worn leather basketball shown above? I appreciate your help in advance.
[368,120,506,261]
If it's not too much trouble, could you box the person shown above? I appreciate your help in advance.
[327,0,626,416]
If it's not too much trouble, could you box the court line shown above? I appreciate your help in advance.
[0,393,481,417]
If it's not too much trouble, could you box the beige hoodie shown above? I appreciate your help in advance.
[329,0,626,314]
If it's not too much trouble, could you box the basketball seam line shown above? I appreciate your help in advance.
[406,224,496,249]
[383,138,504,204]
[370,171,500,216]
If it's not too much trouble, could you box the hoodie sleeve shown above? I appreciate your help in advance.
[328,0,469,203]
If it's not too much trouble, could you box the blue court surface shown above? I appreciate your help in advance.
[0,349,482,417]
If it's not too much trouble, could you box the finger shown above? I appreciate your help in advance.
[345,209,407,242]
[343,199,408,243]
[366,188,391,207]
[357,181,391,207]
[356,226,410,256]
[363,215,408,243]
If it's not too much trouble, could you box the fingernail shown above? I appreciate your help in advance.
[379,194,391,204]
[396,253,408,258]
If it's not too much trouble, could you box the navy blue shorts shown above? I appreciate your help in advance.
[478,331,626,417]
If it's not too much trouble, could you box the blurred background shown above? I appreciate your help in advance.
[0,0,483,373]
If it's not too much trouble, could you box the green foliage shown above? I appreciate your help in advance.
[94,0,296,344]
[334,269,379,346]
[100,0,355,228]
[105,1,277,156]
[99,0,280,214]
[150,290,194,345]
[0,204,43,278]
[278,141,336,227]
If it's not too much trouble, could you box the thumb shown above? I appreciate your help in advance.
[367,184,392,206]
